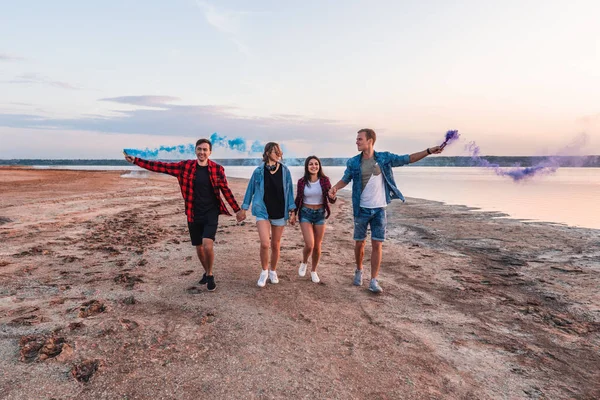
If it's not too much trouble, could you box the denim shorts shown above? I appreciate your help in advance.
[299,206,325,225]
[256,217,286,226]
[353,207,387,242]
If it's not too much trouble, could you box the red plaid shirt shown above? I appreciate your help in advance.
[294,176,336,219]
[133,158,240,222]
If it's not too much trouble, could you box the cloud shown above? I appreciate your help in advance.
[8,73,82,90]
[0,53,24,62]
[0,96,353,143]
[195,1,256,56]
[99,96,181,107]
[196,1,242,34]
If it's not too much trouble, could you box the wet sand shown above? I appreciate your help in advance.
[1,167,599,399]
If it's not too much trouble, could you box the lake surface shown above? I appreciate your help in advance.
[225,166,600,230]
[32,165,600,229]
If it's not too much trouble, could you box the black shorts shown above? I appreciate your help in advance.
[188,211,219,245]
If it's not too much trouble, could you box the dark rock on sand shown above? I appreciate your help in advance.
[71,359,99,383]
[19,335,66,362]
[78,300,105,318]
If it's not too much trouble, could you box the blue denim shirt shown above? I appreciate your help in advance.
[242,163,296,220]
[341,151,411,217]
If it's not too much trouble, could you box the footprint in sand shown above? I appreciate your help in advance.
[186,286,203,294]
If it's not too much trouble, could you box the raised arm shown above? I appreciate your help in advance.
[123,152,183,177]
[409,145,443,164]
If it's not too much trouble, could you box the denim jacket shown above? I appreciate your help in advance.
[242,163,296,220]
[341,151,411,217]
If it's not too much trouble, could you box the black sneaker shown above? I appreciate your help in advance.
[206,275,216,292]
[199,273,208,285]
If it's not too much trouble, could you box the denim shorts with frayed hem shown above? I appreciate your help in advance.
[256,217,286,226]
[353,207,386,241]
[299,206,325,225]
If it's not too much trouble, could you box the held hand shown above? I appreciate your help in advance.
[236,210,246,222]
[429,145,443,154]
[288,211,297,226]
[123,151,135,164]
[329,187,337,197]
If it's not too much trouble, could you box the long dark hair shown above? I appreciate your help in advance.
[303,155,327,187]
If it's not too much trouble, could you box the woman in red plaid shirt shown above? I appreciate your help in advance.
[124,138,244,292]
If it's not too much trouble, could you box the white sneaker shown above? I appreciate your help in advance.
[257,270,268,287]
[269,270,279,284]
[298,262,308,277]
[310,271,320,283]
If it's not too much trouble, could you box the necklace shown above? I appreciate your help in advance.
[265,163,277,171]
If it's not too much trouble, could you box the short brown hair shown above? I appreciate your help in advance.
[262,142,282,162]
[195,138,212,151]
[357,128,376,145]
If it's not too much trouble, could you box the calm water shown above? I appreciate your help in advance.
[33,165,600,229]
[225,166,600,230]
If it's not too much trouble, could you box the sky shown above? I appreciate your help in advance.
[1,0,599,159]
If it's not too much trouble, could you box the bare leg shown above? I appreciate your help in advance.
[311,224,326,271]
[195,245,207,270]
[257,221,271,270]
[300,222,314,264]
[370,240,383,279]
[354,240,366,270]
[202,238,215,275]
[269,225,285,271]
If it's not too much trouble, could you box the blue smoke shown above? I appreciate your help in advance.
[124,132,265,159]
[228,138,247,152]
[210,132,227,147]
[251,140,263,153]
[123,143,195,159]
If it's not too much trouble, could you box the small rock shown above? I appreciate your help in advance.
[121,296,136,305]
[120,318,139,330]
[71,359,99,383]
[39,336,65,359]
[78,300,105,318]
[55,344,75,362]
[19,335,45,362]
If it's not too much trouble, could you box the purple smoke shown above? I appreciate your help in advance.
[464,133,590,182]
[465,141,560,182]
[441,130,460,149]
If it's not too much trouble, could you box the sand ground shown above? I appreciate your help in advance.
[0,167,599,399]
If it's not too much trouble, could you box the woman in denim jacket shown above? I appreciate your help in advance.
[239,142,296,287]
[294,156,337,283]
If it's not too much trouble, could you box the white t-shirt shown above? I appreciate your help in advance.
[360,173,387,208]
[303,181,323,205]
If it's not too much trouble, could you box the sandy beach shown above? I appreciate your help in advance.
[0,167,599,399]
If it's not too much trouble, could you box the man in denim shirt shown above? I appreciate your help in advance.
[330,128,443,293]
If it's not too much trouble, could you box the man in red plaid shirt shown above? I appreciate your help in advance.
[124,138,245,292]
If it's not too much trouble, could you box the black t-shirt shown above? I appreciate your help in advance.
[193,166,220,221]
[263,164,285,219]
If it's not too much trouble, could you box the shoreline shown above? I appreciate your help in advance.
[1,169,599,399]
[2,165,597,231]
